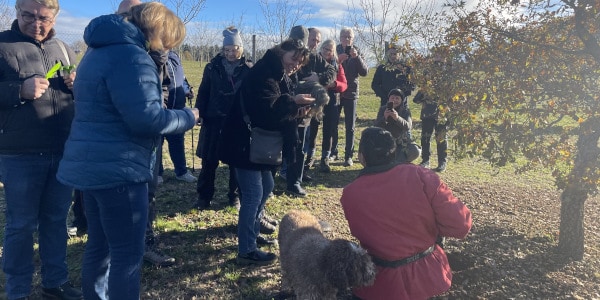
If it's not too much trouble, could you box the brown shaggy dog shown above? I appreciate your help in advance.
[278,210,376,299]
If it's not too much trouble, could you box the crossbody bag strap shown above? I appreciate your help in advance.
[57,40,71,66]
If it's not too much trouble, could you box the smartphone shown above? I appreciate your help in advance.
[345,46,353,55]
[386,102,394,110]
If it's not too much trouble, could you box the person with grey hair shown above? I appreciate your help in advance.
[0,0,82,299]
[341,127,472,299]
[334,27,369,167]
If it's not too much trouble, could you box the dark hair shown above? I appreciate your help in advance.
[359,127,396,167]
[273,38,310,67]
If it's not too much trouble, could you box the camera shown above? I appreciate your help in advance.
[345,45,353,55]
[386,102,394,110]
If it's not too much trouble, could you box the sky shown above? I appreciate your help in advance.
[44,0,350,38]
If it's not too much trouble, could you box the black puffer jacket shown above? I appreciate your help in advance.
[0,20,76,154]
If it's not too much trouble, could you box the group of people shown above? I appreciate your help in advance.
[0,0,468,299]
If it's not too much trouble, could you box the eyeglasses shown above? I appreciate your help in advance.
[19,10,55,25]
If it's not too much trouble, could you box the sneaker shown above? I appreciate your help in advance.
[343,157,353,167]
[260,217,277,235]
[286,184,307,197]
[419,160,430,168]
[319,158,331,173]
[144,248,176,267]
[256,235,278,246]
[318,220,332,233]
[67,225,87,238]
[67,226,78,237]
[236,250,277,266]
[434,162,447,172]
[157,176,164,184]
[42,281,82,300]
[176,171,197,182]
[329,153,338,161]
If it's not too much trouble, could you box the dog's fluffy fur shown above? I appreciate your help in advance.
[294,80,329,121]
[278,210,376,300]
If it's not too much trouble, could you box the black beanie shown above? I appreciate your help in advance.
[388,88,405,99]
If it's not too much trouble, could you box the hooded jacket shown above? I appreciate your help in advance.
[0,20,76,154]
[57,14,196,190]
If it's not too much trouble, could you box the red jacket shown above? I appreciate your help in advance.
[341,163,472,300]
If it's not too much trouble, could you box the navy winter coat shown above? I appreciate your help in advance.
[57,14,196,190]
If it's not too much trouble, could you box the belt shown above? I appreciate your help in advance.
[370,245,435,268]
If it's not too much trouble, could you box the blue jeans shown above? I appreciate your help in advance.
[81,183,148,300]
[235,168,274,255]
[1,153,73,299]
[160,133,188,176]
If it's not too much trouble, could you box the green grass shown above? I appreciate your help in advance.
[0,60,559,299]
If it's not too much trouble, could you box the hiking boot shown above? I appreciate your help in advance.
[257,235,278,246]
[319,158,331,173]
[343,157,353,167]
[260,217,277,235]
[262,213,279,226]
[193,197,211,210]
[286,184,307,197]
[41,281,82,300]
[144,248,176,267]
[435,162,447,172]
[419,160,430,168]
[236,250,277,266]
[176,171,197,183]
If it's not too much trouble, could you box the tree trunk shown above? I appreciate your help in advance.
[557,187,586,260]
[557,117,600,261]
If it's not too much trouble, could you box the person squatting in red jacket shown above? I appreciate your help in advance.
[341,127,472,300]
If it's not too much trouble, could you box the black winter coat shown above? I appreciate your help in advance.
[195,54,251,161]
[219,49,301,170]
[0,21,76,154]
[371,62,415,103]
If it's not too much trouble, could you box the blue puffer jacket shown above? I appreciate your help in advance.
[57,14,196,190]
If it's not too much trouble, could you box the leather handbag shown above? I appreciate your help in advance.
[239,94,283,165]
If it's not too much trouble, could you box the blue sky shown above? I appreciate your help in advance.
[49,0,347,35]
